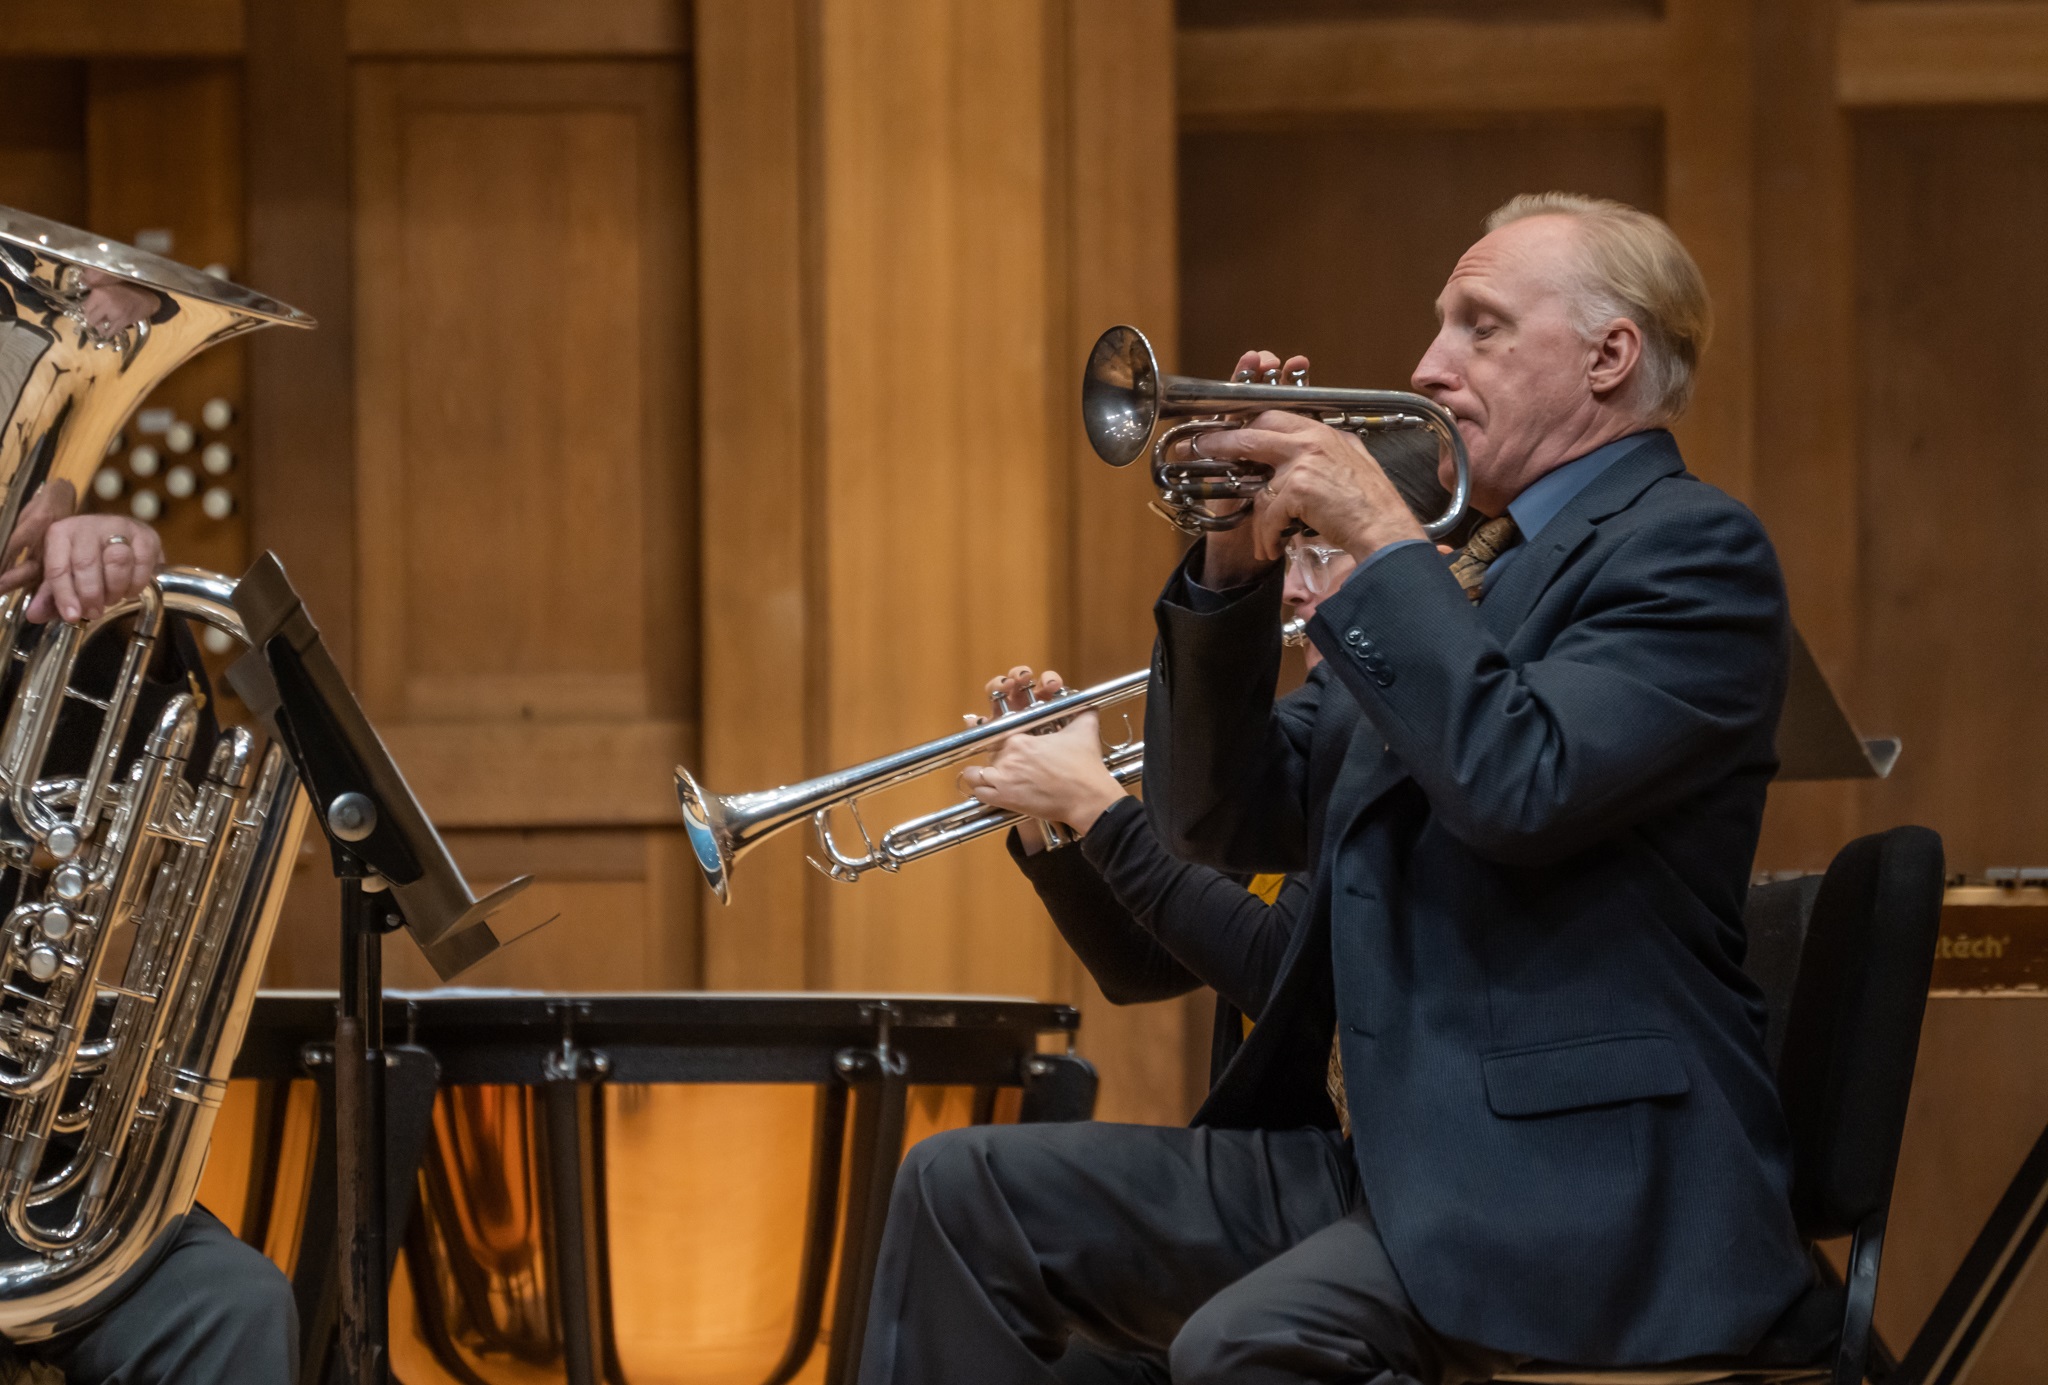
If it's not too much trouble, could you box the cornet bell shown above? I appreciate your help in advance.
[1081,325,1161,468]
[1080,323,1472,540]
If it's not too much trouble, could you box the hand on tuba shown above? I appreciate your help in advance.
[0,480,164,624]
[962,665,1127,853]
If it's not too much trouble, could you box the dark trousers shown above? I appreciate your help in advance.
[857,1121,1519,1385]
[18,1208,297,1385]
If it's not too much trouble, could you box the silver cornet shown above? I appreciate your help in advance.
[1082,324,1471,539]
[677,622,1307,903]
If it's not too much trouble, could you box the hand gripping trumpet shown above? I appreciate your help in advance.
[677,622,1305,904]
[1082,324,1471,539]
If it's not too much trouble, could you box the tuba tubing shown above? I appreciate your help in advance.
[0,207,314,1339]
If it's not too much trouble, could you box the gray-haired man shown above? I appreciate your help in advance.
[859,195,1812,1385]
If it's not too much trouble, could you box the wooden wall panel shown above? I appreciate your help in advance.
[0,0,242,57]
[247,0,358,982]
[1877,1001,2048,1383]
[693,0,817,990]
[86,61,250,577]
[1180,116,1664,391]
[0,61,84,222]
[335,59,697,991]
[1178,0,1659,18]
[379,829,697,990]
[1750,0,1862,875]
[1850,109,2048,1383]
[1854,108,2048,873]
[1178,18,1669,122]
[1061,1,1202,1125]
[811,1,1068,1000]
[247,0,355,673]
[693,1,1192,1119]
[1841,2,2048,106]
[353,62,693,834]
[347,0,687,56]
[1662,0,1753,500]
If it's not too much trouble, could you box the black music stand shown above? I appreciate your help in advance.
[1777,625,1900,782]
[226,551,533,1385]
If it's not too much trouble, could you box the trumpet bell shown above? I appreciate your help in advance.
[676,767,733,905]
[1082,325,1160,468]
[1080,323,1472,541]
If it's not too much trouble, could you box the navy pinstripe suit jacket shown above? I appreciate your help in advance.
[1143,433,1812,1364]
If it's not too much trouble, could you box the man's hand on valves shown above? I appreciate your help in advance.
[1186,349,1428,589]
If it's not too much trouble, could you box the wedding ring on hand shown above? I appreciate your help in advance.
[102,535,129,547]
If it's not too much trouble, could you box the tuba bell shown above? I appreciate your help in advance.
[0,207,314,1339]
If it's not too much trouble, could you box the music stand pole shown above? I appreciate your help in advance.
[333,852,393,1385]
[227,553,532,1385]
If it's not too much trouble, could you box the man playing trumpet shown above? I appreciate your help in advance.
[860,193,1811,1384]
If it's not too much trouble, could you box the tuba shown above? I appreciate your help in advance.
[0,207,314,1338]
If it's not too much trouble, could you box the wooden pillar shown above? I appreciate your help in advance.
[810,0,1066,1000]
[1060,1,1195,1125]
[243,0,355,984]
[246,0,355,674]
[1749,0,1862,871]
[1663,0,1755,504]
[695,0,822,989]
[695,0,1189,1116]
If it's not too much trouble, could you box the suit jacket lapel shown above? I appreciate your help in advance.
[1479,433,1686,637]
[1317,694,1409,855]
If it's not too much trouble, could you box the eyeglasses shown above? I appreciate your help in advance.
[1285,540,1353,596]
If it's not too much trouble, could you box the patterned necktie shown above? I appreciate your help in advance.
[1327,515,1525,1139]
[1447,514,1523,603]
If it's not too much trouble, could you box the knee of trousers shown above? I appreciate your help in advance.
[891,1125,1011,1233]
[1168,1292,1293,1385]
[189,1240,297,1349]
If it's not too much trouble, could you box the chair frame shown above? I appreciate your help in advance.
[1502,827,1945,1385]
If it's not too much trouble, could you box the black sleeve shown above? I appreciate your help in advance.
[1078,797,1303,1020]
[1144,555,1320,872]
[1009,811,1201,1006]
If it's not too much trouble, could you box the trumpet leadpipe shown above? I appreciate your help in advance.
[678,669,1150,904]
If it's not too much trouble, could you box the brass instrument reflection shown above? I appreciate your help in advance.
[414,1087,559,1366]
[198,1078,1008,1384]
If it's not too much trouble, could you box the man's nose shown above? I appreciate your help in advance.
[1412,330,1457,395]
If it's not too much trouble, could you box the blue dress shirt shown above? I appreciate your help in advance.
[1473,429,1666,592]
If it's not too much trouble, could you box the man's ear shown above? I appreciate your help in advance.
[1586,317,1645,403]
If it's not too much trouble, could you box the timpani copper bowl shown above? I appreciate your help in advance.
[201,991,1091,1385]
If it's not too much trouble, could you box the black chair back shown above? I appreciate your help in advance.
[1771,826,1945,1241]
[1742,873,1824,1074]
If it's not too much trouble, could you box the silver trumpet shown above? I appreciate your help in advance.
[0,207,314,1338]
[678,621,1306,904]
[1082,324,1471,539]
